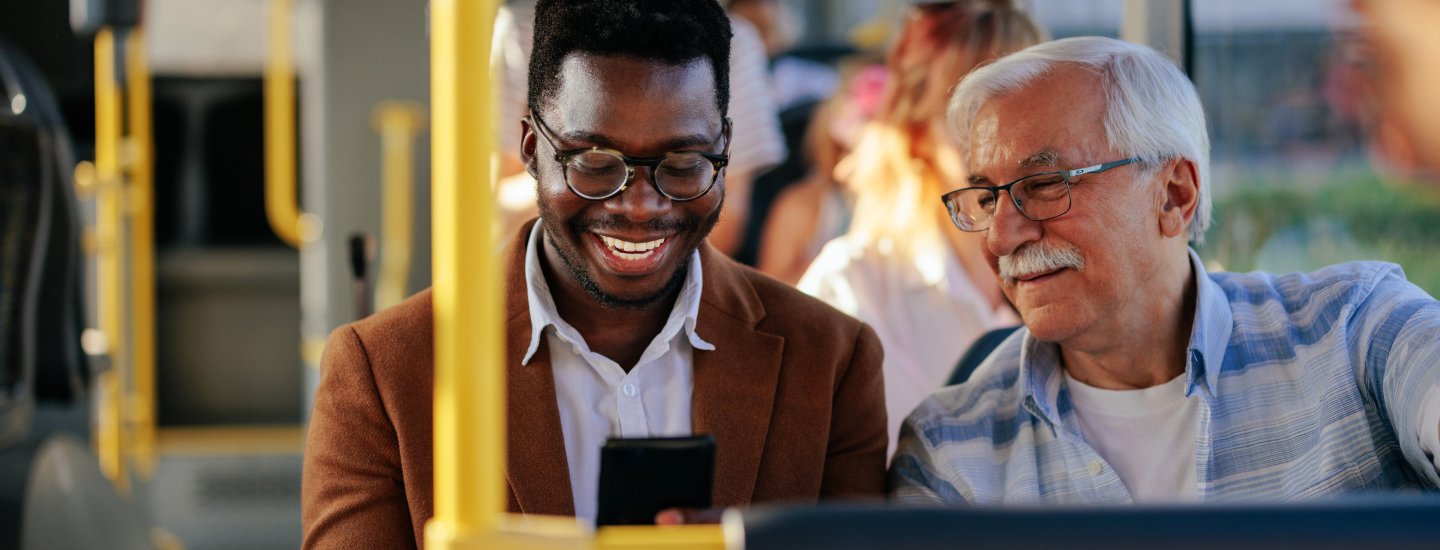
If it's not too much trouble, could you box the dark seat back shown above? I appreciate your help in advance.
[0,37,87,453]
[946,325,1022,387]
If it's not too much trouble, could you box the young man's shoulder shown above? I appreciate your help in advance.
[715,255,871,336]
[347,288,436,350]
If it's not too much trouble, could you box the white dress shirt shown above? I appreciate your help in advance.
[519,222,714,523]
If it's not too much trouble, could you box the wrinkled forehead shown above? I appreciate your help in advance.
[964,66,1110,176]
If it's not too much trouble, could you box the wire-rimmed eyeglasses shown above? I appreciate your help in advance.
[940,157,1139,232]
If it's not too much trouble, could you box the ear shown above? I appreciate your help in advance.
[1157,157,1200,239]
[520,117,539,179]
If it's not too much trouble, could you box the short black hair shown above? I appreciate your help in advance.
[528,0,732,118]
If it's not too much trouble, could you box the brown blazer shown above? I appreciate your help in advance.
[302,220,887,549]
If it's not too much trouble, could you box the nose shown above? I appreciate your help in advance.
[985,190,1042,258]
[606,166,671,223]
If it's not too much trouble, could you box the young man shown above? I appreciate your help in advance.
[891,36,1440,505]
[302,1,886,548]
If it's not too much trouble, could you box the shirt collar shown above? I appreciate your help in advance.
[1018,247,1232,428]
[520,221,713,365]
[1184,247,1233,398]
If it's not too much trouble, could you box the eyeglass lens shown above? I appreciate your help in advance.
[947,173,1073,231]
[564,150,716,200]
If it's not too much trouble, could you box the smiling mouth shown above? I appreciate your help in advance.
[599,234,666,259]
[1013,268,1064,283]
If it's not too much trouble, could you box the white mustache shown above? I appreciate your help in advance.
[998,242,1085,282]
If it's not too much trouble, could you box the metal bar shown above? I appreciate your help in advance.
[1121,0,1186,65]
[265,0,307,248]
[426,0,507,545]
[93,27,129,494]
[425,2,732,547]
[125,27,157,479]
[372,101,425,311]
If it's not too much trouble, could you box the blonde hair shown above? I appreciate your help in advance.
[844,0,1046,252]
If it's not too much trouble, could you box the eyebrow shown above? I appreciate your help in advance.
[557,129,719,154]
[1020,149,1059,169]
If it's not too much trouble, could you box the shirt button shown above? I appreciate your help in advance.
[621,383,637,398]
[1088,460,1104,475]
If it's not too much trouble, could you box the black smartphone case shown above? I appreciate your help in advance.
[595,435,716,526]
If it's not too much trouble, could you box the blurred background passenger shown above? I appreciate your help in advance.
[728,0,840,111]
[1354,0,1440,179]
[757,60,885,284]
[798,0,1046,451]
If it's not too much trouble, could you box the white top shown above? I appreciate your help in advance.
[520,222,714,523]
[496,6,786,178]
[1063,371,1202,502]
[798,236,1018,455]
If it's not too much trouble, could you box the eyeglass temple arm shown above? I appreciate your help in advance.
[1066,157,1138,177]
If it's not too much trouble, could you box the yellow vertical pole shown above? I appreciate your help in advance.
[372,101,425,311]
[125,27,157,479]
[423,2,728,547]
[425,0,505,547]
[94,27,129,494]
[265,0,306,248]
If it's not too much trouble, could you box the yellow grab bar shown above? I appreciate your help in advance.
[427,0,509,544]
[372,101,426,310]
[125,27,157,479]
[93,27,129,494]
[425,2,728,548]
[264,0,315,247]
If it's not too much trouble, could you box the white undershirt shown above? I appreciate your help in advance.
[1063,371,1201,502]
[520,222,714,522]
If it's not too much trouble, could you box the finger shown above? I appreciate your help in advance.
[655,509,686,525]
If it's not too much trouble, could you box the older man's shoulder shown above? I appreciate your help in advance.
[1210,260,1415,317]
[906,332,1028,441]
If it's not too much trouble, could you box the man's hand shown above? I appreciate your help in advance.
[654,507,727,525]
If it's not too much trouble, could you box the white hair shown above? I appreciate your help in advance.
[947,36,1212,243]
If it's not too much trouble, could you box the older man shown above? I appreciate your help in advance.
[890,36,1440,505]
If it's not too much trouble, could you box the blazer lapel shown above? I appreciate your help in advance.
[691,244,784,507]
[503,220,575,515]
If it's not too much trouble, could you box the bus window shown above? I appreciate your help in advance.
[1191,0,1440,296]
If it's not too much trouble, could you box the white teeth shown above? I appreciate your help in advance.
[598,235,666,255]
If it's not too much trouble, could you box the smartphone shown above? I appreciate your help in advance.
[595,435,716,526]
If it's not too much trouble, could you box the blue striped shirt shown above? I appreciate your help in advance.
[890,250,1440,504]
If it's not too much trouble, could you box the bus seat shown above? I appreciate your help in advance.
[0,37,150,550]
[946,325,1021,386]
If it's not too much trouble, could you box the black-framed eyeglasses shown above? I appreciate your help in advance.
[528,111,731,202]
[940,157,1139,232]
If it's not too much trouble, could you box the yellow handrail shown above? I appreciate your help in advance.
[264,0,313,248]
[427,0,509,544]
[426,2,728,548]
[372,101,426,311]
[93,27,129,494]
[125,27,157,479]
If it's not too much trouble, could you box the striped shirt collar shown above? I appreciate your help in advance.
[520,220,713,365]
[1019,248,1232,428]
